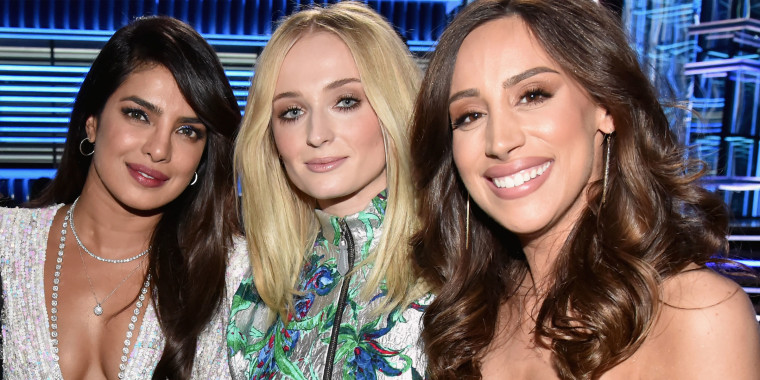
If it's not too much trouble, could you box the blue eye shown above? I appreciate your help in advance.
[279,106,304,122]
[335,96,359,110]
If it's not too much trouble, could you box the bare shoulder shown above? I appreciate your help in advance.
[641,266,760,379]
[660,265,746,307]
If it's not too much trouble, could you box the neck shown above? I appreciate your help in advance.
[519,229,568,295]
[71,185,161,262]
[518,210,586,295]
[517,186,592,295]
[317,172,387,218]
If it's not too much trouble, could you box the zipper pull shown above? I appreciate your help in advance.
[337,221,349,276]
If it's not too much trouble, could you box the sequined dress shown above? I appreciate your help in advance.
[227,192,430,380]
[0,204,249,379]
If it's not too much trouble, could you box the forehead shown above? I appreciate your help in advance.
[451,16,559,91]
[107,65,196,114]
[114,64,177,93]
[275,31,360,88]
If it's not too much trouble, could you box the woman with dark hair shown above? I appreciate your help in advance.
[411,0,760,378]
[0,16,246,379]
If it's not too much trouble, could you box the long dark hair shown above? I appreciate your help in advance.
[410,0,729,378]
[35,16,241,379]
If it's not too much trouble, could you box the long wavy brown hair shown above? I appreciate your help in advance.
[410,0,730,378]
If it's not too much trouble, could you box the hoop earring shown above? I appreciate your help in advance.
[465,194,470,250]
[79,138,94,156]
[601,133,612,204]
[190,172,198,186]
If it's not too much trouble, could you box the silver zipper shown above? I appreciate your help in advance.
[322,219,355,380]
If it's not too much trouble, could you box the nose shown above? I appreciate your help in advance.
[306,110,335,148]
[142,127,172,162]
[485,109,525,159]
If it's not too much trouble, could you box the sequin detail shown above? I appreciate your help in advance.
[0,205,249,379]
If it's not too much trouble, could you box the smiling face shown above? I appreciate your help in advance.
[84,64,207,212]
[272,31,387,217]
[449,16,613,245]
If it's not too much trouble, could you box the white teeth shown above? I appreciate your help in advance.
[139,171,155,180]
[492,162,551,189]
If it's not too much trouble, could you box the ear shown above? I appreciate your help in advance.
[85,116,97,143]
[596,106,615,135]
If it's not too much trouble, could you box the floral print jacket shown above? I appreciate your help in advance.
[227,192,430,380]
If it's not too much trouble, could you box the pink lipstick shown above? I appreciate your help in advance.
[126,163,170,188]
[305,157,347,173]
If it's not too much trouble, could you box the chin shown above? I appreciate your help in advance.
[116,193,177,213]
[487,212,543,235]
[309,188,351,202]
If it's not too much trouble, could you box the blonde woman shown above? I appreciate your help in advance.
[227,2,430,379]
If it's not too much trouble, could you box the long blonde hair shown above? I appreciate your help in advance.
[235,1,424,320]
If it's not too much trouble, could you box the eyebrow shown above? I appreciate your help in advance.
[502,66,559,88]
[178,117,203,125]
[448,66,559,106]
[448,89,480,106]
[272,77,362,102]
[121,96,162,115]
[325,77,360,91]
[121,96,201,124]
[273,91,298,102]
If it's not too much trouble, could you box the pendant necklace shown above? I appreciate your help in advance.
[50,199,152,379]
[78,246,144,316]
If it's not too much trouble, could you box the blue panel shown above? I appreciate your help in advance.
[0,168,57,179]
[0,0,463,174]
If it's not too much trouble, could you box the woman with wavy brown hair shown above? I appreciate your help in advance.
[411,0,760,378]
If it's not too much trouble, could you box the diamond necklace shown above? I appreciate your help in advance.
[78,246,144,316]
[69,197,150,264]
[51,206,151,379]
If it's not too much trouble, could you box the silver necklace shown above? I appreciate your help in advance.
[51,206,152,379]
[69,197,150,264]
[78,246,145,316]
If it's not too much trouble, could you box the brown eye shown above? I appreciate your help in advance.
[451,112,485,130]
[122,108,148,122]
[518,88,552,105]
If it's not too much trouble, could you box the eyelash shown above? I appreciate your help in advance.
[276,95,361,123]
[450,87,554,129]
[278,106,304,123]
[122,107,148,123]
[335,95,360,111]
[122,107,204,141]
[177,125,204,140]
[518,87,552,105]
[451,111,485,130]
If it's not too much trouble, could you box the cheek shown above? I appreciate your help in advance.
[452,133,478,180]
[271,127,302,183]
[272,126,298,162]
[179,143,206,172]
[350,112,385,160]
